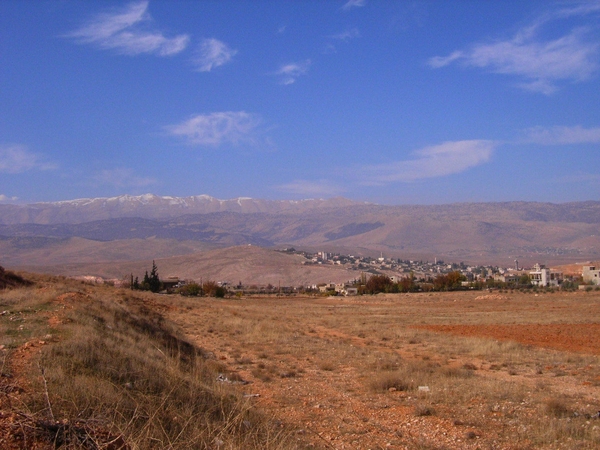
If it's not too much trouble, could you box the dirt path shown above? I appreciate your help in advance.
[0,304,62,449]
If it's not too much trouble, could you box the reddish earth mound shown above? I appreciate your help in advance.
[418,324,600,355]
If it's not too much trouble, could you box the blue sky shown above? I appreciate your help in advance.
[1,0,600,205]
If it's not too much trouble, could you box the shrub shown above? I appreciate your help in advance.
[178,282,201,296]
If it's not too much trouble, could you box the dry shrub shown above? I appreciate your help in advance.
[544,397,571,418]
[251,368,273,382]
[318,361,335,371]
[526,414,600,447]
[370,372,413,392]
[370,354,402,371]
[440,366,474,379]
[414,403,435,417]
[279,370,296,378]
[462,362,477,371]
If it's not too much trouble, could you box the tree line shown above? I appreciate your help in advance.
[130,261,226,297]
[361,271,467,295]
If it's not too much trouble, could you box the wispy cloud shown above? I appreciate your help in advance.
[166,112,262,146]
[523,125,600,145]
[330,28,361,42]
[324,28,361,54]
[360,140,496,184]
[342,0,366,11]
[278,179,345,197]
[0,145,57,174]
[276,60,311,85]
[66,1,189,56]
[93,168,156,188]
[428,5,600,94]
[192,38,237,72]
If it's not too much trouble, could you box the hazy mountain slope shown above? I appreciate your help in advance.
[2,195,600,266]
[14,245,360,286]
[0,237,213,266]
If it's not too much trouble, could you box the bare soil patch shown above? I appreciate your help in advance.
[418,324,600,355]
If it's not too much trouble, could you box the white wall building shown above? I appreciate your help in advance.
[583,265,600,285]
[529,263,561,287]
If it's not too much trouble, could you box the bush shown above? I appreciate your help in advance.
[178,282,201,296]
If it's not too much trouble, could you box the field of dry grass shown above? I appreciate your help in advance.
[164,290,600,449]
[0,275,295,449]
[2,276,600,449]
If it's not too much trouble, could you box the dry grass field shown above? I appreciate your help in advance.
[166,290,600,449]
[2,275,600,449]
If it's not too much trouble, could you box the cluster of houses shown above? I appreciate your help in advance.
[286,248,579,289]
[155,250,598,295]
[98,248,600,294]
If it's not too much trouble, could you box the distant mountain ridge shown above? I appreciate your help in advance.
[1,194,600,268]
[0,194,360,225]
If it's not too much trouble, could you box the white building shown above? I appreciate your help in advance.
[529,263,562,287]
[583,265,600,285]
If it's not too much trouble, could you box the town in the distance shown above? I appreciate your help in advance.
[99,247,600,296]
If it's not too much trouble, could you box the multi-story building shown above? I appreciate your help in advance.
[529,263,562,287]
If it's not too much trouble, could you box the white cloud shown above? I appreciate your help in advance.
[166,112,262,146]
[342,0,366,11]
[324,28,361,54]
[276,60,311,85]
[429,6,600,94]
[0,194,18,203]
[67,1,189,56]
[555,2,600,20]
[93,168,156,188]
[360,140,495,184]
[278,179,345,197]
[0,145,57,174]
[428,50,463,69]
[330,28,361,42]
[193,38,237,72]
[524,125,600,145]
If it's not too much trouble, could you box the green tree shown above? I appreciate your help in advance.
[142,271,150,291]
[518,274,531,287]
[148,260,161,293]
[214,286,226,298]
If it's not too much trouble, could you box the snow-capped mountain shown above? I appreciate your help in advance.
[0,194,360,225]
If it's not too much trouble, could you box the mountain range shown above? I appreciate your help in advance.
[1,194,599,279]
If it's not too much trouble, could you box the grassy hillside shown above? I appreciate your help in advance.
[0,274,297,449]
